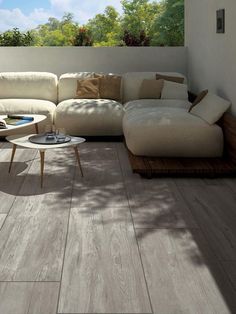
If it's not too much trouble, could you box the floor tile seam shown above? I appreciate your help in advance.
[115,144,154,314]
[57,312,152,314]
[56,162,76,314]
[0,214,7,232]
[0,280,60,283]
[134,226,200,230]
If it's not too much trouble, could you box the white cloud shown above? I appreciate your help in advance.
[0,0,123,32]
[0,8,51,32]
[49,0,123,23]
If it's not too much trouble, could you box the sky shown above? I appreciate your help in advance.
[0,0,123,32]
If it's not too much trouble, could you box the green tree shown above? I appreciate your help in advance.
[87,6,121,46]
[121,0,160,38]
[0,28,34,46]
[34,13,79,46]
[72,27,93,46]
[151,0,184,46]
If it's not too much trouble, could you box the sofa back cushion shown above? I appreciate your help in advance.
[0,72,58,103]
[58,72,94,102]
[122,72,186,103]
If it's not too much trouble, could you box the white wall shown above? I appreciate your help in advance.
[0,47,187,77]
[185,0,236,115]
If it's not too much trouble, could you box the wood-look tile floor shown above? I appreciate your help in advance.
[0,141,236,314]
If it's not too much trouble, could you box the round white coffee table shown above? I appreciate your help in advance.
[6,134,86,188]
[0,114,46,134]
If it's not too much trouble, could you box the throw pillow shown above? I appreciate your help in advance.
[76,78,100,99]
[190,93,231,124]
[139,79,164,99]
[188,89,208,112]
[161,80,188,100]
[94,73,122,101]
[156,73,184,84]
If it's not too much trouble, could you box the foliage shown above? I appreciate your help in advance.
[34,13,79,46]
[122,30,150,46]
[86,6,121,46]
[0,28,34,46]
[121,0,160,38]
[151,0,184,46]
[0,1,185,46]
[72,27,93,46]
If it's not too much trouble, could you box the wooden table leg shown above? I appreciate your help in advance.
[74,146,83,177]
[39,150,45,188]
[35,123,39,134]
[8,144,17,173]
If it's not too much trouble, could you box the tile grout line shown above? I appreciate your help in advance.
[0,280,61,283]
[115,143,154,314]
[56,157,77,314]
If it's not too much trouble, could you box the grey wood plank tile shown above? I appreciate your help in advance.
[0,148,75,281]
[173,177,207,186]
[73,158,129,208]
[0,282,59,314]
[0,214,7,229]
[223,178,236,194]
[178,184,236,261]
[129,181,198,229]
[203,178,225,186]
[138,228,236,314]
[80,142,119,160]
[0,193,70,281]
[58,206,152,314]
[0,145,37,213]
[221,261,236,289]
[18,148,76,195]
[116,144,197,228]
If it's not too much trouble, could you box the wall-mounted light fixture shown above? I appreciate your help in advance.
[216,9,225,33]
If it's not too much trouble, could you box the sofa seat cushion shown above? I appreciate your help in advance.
[124,99,191,111]
[123,107,223,157]
[0,99,56,135]
[55,99,124,136]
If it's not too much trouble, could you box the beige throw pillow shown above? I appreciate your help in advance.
[76,78,100,99]
[161,80,188,100]
[190,93,231,124]
[188,89,208,112]
[94,74,122,101]
[156,73,184,84]
[139,79,164,99]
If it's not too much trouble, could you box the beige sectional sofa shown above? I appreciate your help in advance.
[0,71,230,160]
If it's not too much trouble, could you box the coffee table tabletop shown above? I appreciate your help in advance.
[0,114,46,133]
[6,134,85,149]
[6,133,86,188]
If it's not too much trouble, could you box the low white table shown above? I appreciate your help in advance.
[0,114,46,134]
[6,134,85,188]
